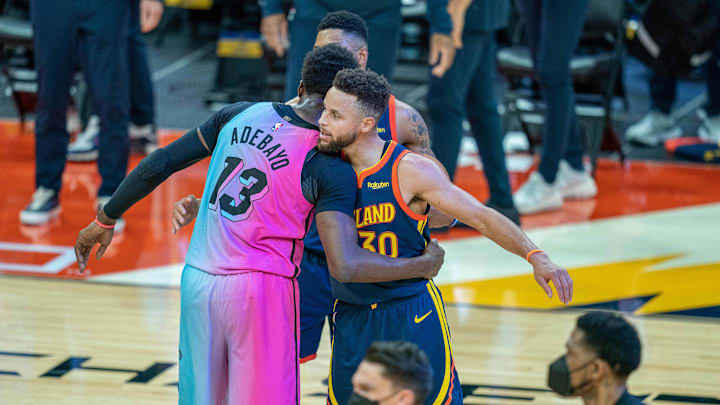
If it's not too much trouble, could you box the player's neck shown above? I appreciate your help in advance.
[343,130,387,172]
[289,95,324,126]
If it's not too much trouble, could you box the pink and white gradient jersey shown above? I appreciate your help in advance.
[185,102,319,277]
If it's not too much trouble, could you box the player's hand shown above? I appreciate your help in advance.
[140,0,164,33]
[447,2,467,49]
[530,252,573,304]
[172,194,200,234]
[429,33,456,78]
[74,217,115,274]
[421,239,445,279]
[261,13,289,57]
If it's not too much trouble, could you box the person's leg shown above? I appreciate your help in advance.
[284,17,321,101]
[465,33,514,209]
[29,0,78,193]
[128,0,154,126]
[297,252,334,362]
[366,22,401,83]
[533,0,591,184]
[226,272,300,404]
[328,302,372,405]
[426,31,481,181]
[649,72,677,115]
[79,0,131,197]
[178,266,228,405]
[704,1,720,117]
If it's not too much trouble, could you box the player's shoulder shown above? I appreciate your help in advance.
[303,148,354,175]
[397,150,438,175]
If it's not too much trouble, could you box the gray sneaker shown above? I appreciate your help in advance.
[625,111,682,146]
[20,187,61,225]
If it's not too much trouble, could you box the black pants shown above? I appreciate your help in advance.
[31,0,130,196]
[427,32,513,208]
[283,15,401,100]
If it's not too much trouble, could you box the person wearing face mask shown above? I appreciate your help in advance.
[349,341,433,405]
[548,311,644,405]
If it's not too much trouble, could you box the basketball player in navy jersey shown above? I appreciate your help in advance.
[318,68,573,404]
[171,10,456,365]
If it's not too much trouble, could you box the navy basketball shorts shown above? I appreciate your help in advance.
[327,280,463,405]
[298,251,335,362]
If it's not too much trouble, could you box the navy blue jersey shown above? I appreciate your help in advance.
[302,95,398,258]
[331,141,430,305]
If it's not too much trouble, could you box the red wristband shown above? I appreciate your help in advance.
[94,217,115,229]
[526,249,543,263]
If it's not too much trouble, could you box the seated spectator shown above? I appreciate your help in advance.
[349,341,433,405]
[548,311,644,405]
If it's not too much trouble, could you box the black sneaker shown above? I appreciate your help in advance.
[20,187,61,225]
[485,200,521,226]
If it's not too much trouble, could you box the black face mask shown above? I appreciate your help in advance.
[547,354,596,396]
[348,390,400,405]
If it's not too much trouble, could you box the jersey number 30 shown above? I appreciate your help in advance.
[209,156,269,221]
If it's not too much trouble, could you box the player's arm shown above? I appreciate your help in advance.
[316,212,445,283]
[395,100,455,228]
[75,103,251,272]
[398,154,574,304]
[74,127,212,272]
[305,153,444,283]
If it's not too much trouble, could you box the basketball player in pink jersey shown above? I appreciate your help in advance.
[73,45,445,405]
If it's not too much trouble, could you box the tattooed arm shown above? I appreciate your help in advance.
[394,99,454,228]
[395,99,436,157]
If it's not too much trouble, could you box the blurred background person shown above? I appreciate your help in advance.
[259,0,457,100]
[548,311,643,405]
[625,1,720,146]
[349,341,433,405]
[21,0,132,226]
[512,0,598,215]
[427,0,520,225]
[67,0,164,162]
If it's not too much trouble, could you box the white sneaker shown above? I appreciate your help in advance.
[698,110,720,143]
[20,186,61,225]
[556,160,598,200]
[67,115,100,162]
[97,196,125,233]
[129,123,157,154]
[625,111,682,146]
[513,172,564,215]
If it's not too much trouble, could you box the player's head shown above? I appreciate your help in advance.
[298,43,359,100]
[315,11,369,69]
[317,68,390,153]
[548,311,642,397]
[349,341,433,405]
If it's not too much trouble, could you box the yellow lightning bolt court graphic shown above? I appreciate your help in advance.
[438,255,720,315]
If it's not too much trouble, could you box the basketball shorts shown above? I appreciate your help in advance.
[327,280,463,405]
[298,251,335,362]
[178,264,300,405]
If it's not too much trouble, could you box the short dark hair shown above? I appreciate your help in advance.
[577,311,642,377]
[301,44,358,97]
[332,68,390,119]
[317,10,368,44]
[364,341,433,405]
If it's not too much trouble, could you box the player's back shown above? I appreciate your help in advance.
[330,141,430,305]
[186,102,319,277]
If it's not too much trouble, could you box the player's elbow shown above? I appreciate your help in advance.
[327,261,356,283]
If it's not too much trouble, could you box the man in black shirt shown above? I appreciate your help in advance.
[548,311,645,405]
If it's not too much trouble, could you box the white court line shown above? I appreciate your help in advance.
[151,43,214,82]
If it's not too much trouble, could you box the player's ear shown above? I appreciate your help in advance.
[396,388,415,405]
[356,47,369,70]
[360,116,376,133]
[297,81,305,98]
